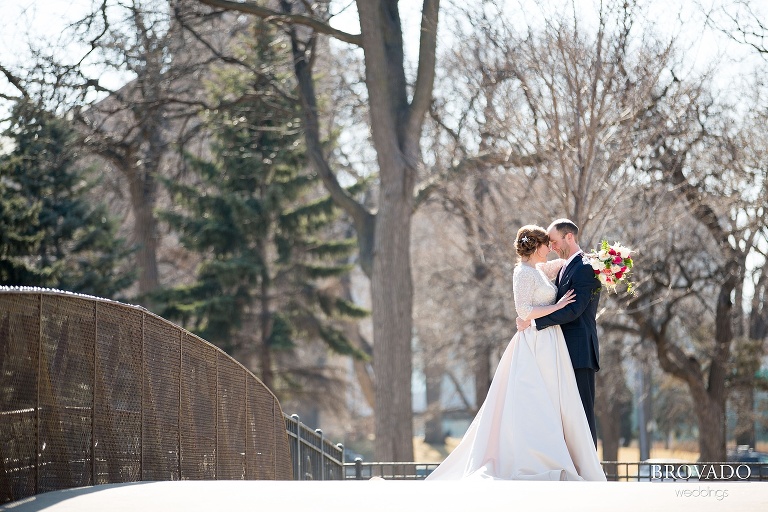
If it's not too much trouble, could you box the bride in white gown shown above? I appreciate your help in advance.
[426,225,606,481]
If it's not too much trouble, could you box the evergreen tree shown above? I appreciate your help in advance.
[156,23,367,390]
[0,99,134,297]
[0,179,44,284]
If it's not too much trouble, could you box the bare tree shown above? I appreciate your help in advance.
[621,70,768,459]
[433,1,679,237]
[594,333,633,462]
[705,0,768,55]
[194,0,440,461]
[63,1,247,299]
[428,0,686,454]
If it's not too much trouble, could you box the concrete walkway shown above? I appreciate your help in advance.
[2,480,767,512]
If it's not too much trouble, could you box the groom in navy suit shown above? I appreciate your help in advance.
[516,219,601,446]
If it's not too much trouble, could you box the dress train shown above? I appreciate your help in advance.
[426,323,606,481]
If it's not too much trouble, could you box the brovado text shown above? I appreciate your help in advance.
[651,464,752,480]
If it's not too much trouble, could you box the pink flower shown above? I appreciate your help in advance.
[609,248,617,256]
[613,256,623,264]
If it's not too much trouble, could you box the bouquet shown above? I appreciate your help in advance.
[584,240,635,294]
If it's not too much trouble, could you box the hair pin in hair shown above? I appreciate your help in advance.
[521,236,529,243]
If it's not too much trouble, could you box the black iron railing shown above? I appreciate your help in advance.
[285,414,345,480]
[343,460,768,481]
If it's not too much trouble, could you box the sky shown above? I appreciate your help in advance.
[1,0,764,146]
[1,1,763,87]
[2,0,94,64]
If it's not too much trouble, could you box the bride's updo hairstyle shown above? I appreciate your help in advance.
[515,225,548,259]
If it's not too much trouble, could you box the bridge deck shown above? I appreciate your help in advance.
[1,480,766,512]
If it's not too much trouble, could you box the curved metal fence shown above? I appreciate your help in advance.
[0,288,293,504]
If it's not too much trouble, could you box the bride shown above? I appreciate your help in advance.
[426,225,606,481]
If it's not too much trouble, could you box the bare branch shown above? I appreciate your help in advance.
[0,64,29,98]
[196,0,362,46]
[406,0,440,141]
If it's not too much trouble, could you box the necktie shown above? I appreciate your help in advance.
[559,252,581,283]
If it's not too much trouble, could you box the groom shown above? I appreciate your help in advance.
[516,218,601,446]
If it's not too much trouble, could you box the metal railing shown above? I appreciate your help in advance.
[345,460,439,480]
[0,288,293,504]
[285,414,345,480]
[343,460,768,481]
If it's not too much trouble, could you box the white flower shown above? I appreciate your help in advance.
[613,244,633,258]
[590,259,604,271]
[598,249,610,260]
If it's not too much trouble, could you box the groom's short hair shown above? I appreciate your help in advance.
[548,218,579,239]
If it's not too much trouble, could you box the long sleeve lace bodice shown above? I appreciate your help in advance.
[513,264,558,320]
[536,258,566,281]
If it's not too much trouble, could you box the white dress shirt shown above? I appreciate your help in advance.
[558,247,583,283]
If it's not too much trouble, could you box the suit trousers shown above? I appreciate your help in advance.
[573,368,597,447]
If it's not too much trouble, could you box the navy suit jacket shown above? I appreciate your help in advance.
[535,254,601,371]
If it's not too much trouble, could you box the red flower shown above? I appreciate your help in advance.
[609,248,617,256]
[615,271,624,280]
[594,269,601,274]
[621,266,627,272]
[613,256,623,264]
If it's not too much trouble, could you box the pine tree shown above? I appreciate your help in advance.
[155,22,367,391]
[0,99,134,297]
[0,179,44,284]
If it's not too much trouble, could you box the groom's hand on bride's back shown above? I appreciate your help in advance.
[516,316,531,331]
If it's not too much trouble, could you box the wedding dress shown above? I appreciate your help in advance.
[426,261,606,481]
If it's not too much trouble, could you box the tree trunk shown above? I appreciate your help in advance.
[597,407,620,462]
[733,386,755,448]
[463,173,494,409]
[371,195,415,462]
[127,166,160,297]
[359,0,435,463]
[473,341,491,410]
[423,349,444,445]
[259,247,274,391]
[694,391,726,461]
[595,337,630,462]
[637,362,652,461]
[698,278,735,461]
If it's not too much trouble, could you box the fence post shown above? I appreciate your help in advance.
[292,414,301,481]
[337,443,344,481]
[91,302,98,485]
[316,429,324,481]
[355,457,363,480]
